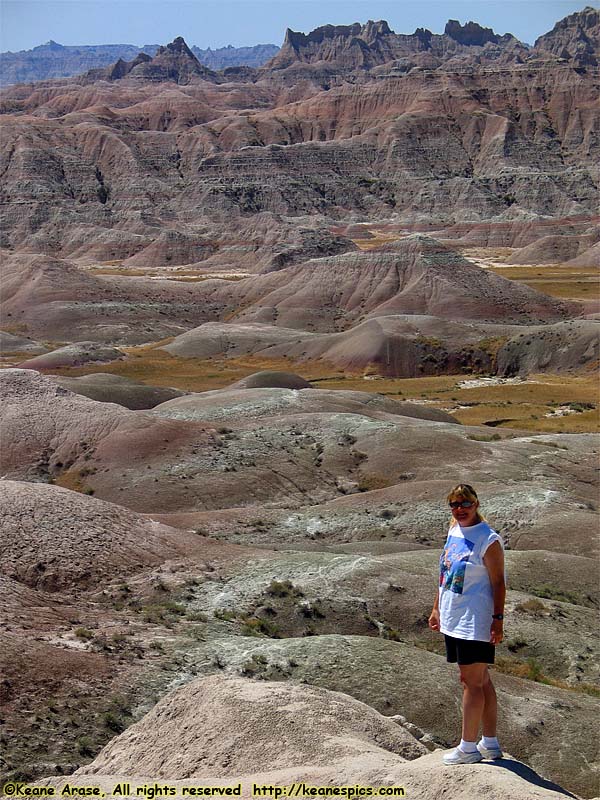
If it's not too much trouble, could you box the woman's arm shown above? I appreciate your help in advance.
[483,540,506,645]
[428,590,440,631]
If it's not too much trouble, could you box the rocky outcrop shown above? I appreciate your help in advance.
[153,386,458,425]
[268,20,399,70]
[0,331,48,355]
[444,19,501,47]
[86,37,219,84]
[1,16,598,251]
[534,6,600,65]
[0,41,279,88]
[266,17,527,71]
[40,673,596,799]
[0,480,207,591]
[229,371,312,390]
[17,342,125,370]
[0,253,226,343]
[566,240,600,267]
[129,37,217,83]
[123,229,217,267]
[262,227,357,272]
[105,52,151,81]
[505,229,600,264]
[76,675,427,778]
[222,235,577,330]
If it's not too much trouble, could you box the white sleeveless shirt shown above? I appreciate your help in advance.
[438,520,503,642]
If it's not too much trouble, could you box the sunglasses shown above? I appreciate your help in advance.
[449,500,474,509]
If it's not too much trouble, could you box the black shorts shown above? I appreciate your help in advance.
[444,634,495,665]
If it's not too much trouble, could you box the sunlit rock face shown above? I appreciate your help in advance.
[0,12,598,264]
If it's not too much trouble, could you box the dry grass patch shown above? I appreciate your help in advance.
[47,347,599,433]
[48,349,345,393]
[352,234,403,250]
[495,657,600,697]
[53,468,95,496]
[486,264,599,301]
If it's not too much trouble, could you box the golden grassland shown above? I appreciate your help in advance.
[44,343,600,434]
[4,247,597,432]
[486,264,599,301]
[353,233,405,250]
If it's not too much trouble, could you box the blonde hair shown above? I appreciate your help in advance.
[447,484,485,526]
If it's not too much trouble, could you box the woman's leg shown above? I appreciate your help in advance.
[481,666,498,737]
[458,662,488,742]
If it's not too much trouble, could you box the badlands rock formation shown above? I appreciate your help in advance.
[18,341,125,370]
[1,8,599,798]
[39,676,591,800]
[0,42,279,88]
[1,12,598,260]
[50,373,186,409]
[0,252,227,343]
[497,319,599,376]
[2,366,598,794]
[212,235,577,329]
[0,331,48,355]
[0,480,209,591]
[534,5,600,64]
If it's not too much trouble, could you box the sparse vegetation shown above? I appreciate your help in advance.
[214,608,236,621]
[142,600,186,624]
[186,610,208,622]
[240,616,281,638]
[74,626,94,640]
[103,711,125,733]
[530,585,583,605]
[507,635,528,652]
[267,579,304,598]
[77,737,95,757]
[495,657,600,697]
[515,598,548,614]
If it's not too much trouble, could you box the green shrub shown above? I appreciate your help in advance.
[530,585,581,605]
[266,579,303,598]
[507,635,528,652]
[515,598,547,614]
[74,627,95,640]
[77,737,95,757]
[241,616,280,638]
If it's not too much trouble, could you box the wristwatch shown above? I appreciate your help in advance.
[492,613,504,620]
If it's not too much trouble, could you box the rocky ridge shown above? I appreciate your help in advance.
[534,6,600,65]
[1,10,598,255]
[267,17,527,72]
[0,41,279,87]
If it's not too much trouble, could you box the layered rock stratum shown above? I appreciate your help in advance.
[1,11,598,258]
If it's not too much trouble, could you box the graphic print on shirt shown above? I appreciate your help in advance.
[439,534,475,595]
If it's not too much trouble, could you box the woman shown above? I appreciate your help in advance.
[428,484,505,765]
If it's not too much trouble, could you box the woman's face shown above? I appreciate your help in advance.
[449,496,479,527]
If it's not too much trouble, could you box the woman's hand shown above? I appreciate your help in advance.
[490,619,504,645]
[428,608,440,631]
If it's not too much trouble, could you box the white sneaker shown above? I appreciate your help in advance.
[477,742,503,760]
[443,747,483,765]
